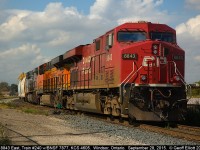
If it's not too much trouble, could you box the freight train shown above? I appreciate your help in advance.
[18,21,190,122]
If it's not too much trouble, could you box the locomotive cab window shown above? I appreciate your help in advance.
[95,40,100,51]
[117,31,146,42]
[150,32,176,43]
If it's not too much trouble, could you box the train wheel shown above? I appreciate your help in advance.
[62,96,67,109]
[111,116,115,121]
[129,115,137,125]
[24,96,28,102]
[128,118,134,125]
[109,115,115,121]
[37,96,40,105]
[119,117,124,123]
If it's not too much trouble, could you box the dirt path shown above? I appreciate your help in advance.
[0,108,143,145]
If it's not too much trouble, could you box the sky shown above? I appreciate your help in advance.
[0,0,200,84]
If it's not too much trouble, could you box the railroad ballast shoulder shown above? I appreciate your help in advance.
[18,21,190,121]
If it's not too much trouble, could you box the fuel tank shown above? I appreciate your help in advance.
[74,93,102,113]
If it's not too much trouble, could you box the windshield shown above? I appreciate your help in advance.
[118,31,146,42]
[150,32,175,43]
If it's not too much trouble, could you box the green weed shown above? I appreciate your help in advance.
[0,124,11,145]
[5,102,18,108]
[22,108,49,115]
[191,88,200,98]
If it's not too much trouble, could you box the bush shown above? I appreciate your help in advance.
[185,105,200,126]
[0,137,11,145]
[191,88,200,97]
[0,125,11,145]
[0,92,4,99]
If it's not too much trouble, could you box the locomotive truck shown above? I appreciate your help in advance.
[18,21,190,121]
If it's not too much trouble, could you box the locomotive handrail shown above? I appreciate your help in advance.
[168,61,191,99]
[168,61,186,82]
[121,62,143,93]
[168,61,178,75]
[123,66,143,88]
[120,61,137,86]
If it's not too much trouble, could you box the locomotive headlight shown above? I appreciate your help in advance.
[141,75,147,81]
[153,44,158,50]
[153,49,158,54]
[152,44,159,55]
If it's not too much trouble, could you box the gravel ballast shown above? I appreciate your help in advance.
[61,114,199,145]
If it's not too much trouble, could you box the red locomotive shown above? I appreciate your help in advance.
[18,21,189,121]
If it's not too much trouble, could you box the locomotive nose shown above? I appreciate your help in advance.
[139,42,183,85]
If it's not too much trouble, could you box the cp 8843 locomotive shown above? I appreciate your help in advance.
[18,21,189,122]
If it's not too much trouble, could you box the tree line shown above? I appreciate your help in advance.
[0,82,18,96]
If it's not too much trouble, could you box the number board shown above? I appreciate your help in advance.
[122,53,138,60]
[173,55,184,61]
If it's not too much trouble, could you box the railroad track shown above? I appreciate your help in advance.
[2,98,200,144]
[84,114,200,143]
[139,124,200,143]
[177,124,200,132]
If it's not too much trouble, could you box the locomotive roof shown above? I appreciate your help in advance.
[116,21,175,32]
[94,21,175,41]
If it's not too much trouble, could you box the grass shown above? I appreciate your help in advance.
[22,108,49,116]
[191,88,200,98]
[0,101,49,116]
[0,124,11,145]
[0,95,4,100]
[0,137,11,145]
[0,102,18,109]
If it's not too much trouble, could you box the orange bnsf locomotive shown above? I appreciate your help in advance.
[18,21,189,121]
